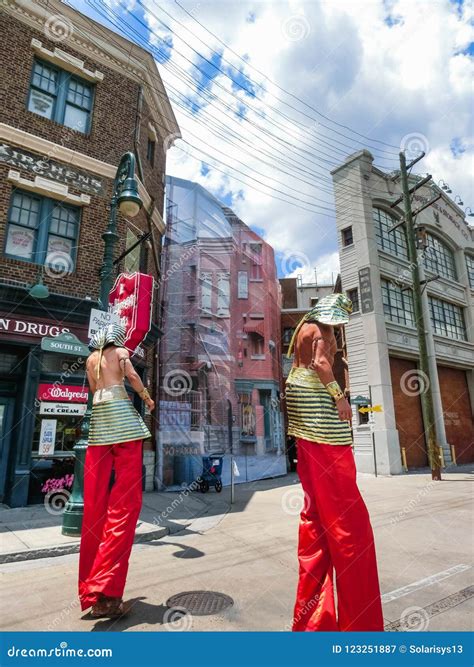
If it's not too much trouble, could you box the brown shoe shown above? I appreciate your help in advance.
[91,595,128,619]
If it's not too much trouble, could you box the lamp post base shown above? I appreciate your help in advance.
[61,440,87,537]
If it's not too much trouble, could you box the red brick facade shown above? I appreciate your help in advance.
[0,13,168,300]
[0,3,179,505]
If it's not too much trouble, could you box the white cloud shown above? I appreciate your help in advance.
[119,0,473,276]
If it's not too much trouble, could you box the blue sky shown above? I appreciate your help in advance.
[69,0,473,281]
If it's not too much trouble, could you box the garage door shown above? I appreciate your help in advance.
[438,366,474,464]
[390,357,428,468]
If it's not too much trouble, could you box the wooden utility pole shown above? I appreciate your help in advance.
[398,152,442,480]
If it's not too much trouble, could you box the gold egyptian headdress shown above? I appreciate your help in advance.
[287,293,352,358]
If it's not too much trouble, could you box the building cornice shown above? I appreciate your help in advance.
[2,0,181,142]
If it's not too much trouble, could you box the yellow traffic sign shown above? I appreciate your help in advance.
[359,405,383,414]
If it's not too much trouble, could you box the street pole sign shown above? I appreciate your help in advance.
[88,308,120,339]
[351,394,371,406]
[41,332,89,356]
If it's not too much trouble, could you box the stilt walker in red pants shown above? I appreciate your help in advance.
[79,324,154,618]
[285,294,384,632]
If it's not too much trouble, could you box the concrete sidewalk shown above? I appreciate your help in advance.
[0,488,230,564]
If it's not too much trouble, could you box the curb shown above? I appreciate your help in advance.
[0,527,169,565]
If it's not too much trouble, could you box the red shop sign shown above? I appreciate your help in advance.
[108,272,154,353]
[38,383,88,403]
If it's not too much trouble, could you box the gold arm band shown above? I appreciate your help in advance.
[325,381,344,402]
[139,388,151,401]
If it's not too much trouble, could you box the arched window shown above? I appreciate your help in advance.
[423,234,457,281]
[373,208,408,259]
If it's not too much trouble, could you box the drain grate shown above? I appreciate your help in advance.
[166,590,234,616]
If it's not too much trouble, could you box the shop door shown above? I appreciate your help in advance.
[389,357,428,468]
[0,398,14,503]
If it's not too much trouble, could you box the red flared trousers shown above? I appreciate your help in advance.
[79,440,143,611]
[293,438,384,631]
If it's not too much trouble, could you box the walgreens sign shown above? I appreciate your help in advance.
[38,383,88,403]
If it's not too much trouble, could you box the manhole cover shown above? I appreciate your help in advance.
[166,591,234,616]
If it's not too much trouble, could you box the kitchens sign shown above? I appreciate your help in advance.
[0,143,104,196]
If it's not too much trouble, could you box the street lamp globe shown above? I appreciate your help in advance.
[117,177,142,217]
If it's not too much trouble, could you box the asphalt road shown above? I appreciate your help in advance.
[0,468,472,632]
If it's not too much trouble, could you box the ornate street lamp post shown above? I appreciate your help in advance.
[62,152,143,536]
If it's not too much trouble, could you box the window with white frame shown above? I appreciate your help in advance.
[423,233,457,281]
[217,272,230,317]
[466,254,474,289]
[347,288,359,312]
[341,226,353,247]
[238,270,248,298]
[5,189,80,272]
[428,296,466,341]
[373,208,408,259]
[28,59,94,134]
[381,279,415,327]
[200,271,213,314]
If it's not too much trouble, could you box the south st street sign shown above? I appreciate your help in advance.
[41,332,89,356]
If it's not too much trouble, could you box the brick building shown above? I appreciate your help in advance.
[157,177,284,487]
[332,150,474,474]
[0,0,179,505]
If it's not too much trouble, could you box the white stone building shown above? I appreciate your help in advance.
[332,150,474,475]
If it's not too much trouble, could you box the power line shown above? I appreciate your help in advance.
[81,0,400,203]
[89,0,400,168]
[173,0,402,152]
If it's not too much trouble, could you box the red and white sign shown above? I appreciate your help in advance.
[108,272,154,352]
[38,383,88,403]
